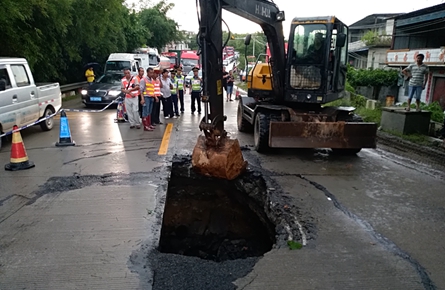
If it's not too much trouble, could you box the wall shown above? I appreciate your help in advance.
[367,48,389,69]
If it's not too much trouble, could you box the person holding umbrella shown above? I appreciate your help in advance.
[85,66,96,85]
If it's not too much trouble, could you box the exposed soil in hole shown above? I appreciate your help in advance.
[159,159,276,262]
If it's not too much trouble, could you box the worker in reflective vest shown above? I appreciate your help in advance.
[175,68,185,113]
[170,70,180,118]
[151,69,163,125]
[190,67,202,114]
[121,68,141,128]
[139,67,155,131]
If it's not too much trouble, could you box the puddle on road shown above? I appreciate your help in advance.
[159,160,276,262]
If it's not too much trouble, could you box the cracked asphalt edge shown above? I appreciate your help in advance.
[296,174,436,290]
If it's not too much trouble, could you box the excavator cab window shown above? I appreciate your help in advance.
[289,24,328,90]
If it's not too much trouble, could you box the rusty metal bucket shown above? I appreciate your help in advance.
[269,121,378,149]
[192,135,247,180]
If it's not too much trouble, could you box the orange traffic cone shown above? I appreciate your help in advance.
[5,125,35,171]
[115,98,126,123]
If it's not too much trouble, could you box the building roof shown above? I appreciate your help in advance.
[350,14,402,29]
[395,3,445,20]
[348,40,369,53]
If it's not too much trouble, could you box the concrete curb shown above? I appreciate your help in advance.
[377,130,445,159]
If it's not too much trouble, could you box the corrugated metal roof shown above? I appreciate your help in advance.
[348,40,369,52]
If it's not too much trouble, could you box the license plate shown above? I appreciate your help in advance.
[90,97,101,101]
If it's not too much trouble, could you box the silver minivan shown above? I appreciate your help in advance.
[0,58,62,149]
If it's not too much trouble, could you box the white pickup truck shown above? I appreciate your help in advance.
[0,58,62,149]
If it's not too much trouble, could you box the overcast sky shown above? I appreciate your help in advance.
[127,0,444,37]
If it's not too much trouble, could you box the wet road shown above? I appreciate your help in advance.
[0,95,444,289]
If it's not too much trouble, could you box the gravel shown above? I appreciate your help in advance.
[148,250,258,290]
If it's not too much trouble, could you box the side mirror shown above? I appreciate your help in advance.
[244,34,252,46]
[336,33,347,47]
[157,56,160,62]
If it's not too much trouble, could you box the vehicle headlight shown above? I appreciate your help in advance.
[81,89,88,95]
[107,90,121,96]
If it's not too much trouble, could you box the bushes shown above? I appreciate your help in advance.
[347,66,399,87]
[402,101,444,123]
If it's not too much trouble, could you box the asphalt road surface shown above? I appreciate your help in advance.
[0,95,444,289]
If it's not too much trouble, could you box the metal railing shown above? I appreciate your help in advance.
[60,81,87,93]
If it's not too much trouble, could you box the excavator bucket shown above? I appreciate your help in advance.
[269,121,378,149]
[192,135,247,180]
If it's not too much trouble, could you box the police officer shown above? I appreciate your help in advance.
[190,67,202,114]
[175,68,185,113]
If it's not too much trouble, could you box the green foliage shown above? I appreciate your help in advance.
[347,66,398,87]
[356,107,382,125]
[287,240,302,250]
[139,0,183,51]
[0,0,182,84]
[384,130,430,145]
[402,101,445,123]
[361,30,391,46]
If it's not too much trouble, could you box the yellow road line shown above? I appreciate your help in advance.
[158,123,173,155]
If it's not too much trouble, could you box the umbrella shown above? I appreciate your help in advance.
[84,62,100,70]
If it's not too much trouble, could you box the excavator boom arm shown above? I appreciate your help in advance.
[197,0,286,133]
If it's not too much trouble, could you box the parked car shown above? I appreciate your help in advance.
[81,73,124,107]
[0,58,62,150]
[185,70,202,88]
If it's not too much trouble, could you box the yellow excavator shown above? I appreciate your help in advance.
[192,0,377,180]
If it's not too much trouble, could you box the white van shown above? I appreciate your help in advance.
[105,53,141,75]
[0,58,62,149]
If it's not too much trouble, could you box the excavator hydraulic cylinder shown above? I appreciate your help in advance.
[191,0,247,180]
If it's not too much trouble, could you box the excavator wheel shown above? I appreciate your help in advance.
[254,112,271,153]
[237,101,253,133]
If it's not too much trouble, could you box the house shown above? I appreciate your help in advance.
[386,3,445,108]
[348,14,401,69]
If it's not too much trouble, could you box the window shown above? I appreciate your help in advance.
[11,65,30,87]
[149,55,159,66]
[293,24,327,64]
[105,61,131,71]
[0,68,12,91]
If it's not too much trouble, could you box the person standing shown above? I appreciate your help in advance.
[222,66,229,96]
[160,69,174,119]
[170,70,180,118]
[139,68,156,131]
[175,68,185,113]
[85,66,95,85]
[226,70,234,102]
[136,67,145,118]
[151,69,163,125]
[402,54,429,112]
[121,68,141,129]
[190,67,202,114]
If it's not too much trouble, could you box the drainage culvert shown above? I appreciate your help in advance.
[159,160,276,262]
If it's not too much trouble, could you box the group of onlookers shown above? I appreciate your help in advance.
[120,66,203,131]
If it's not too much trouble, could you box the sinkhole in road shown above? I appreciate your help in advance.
[159,159,276,262]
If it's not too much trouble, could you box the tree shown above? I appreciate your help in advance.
[0,0,183,83]
[139,0,184,51]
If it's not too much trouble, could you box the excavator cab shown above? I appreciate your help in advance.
[246,16,348,105]
[286,16,348,104]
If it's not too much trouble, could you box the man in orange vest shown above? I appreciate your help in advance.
[139,67,156,131]
[151,69,163,125]
[121,68,141,129]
